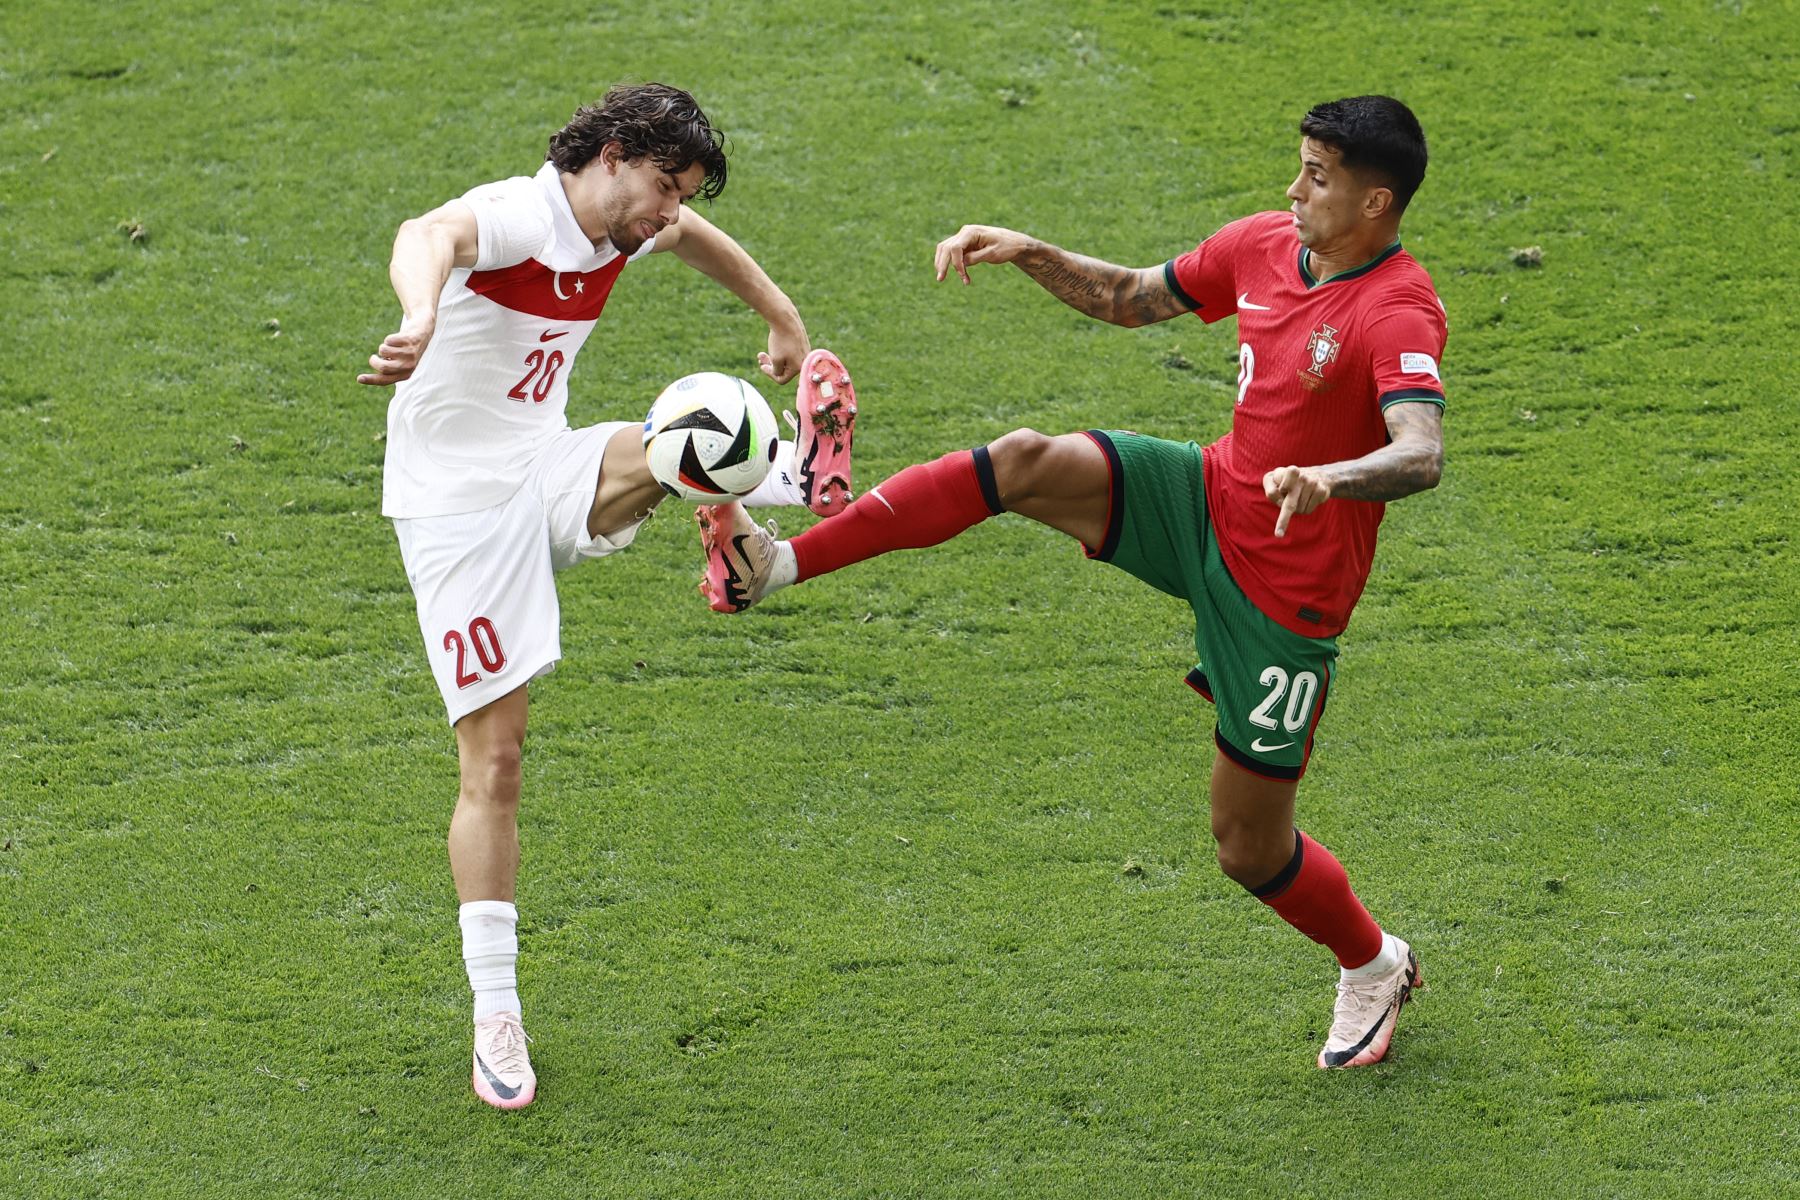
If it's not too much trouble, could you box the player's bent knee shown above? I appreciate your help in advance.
[986,428,1060,501]
[458,741,523,808]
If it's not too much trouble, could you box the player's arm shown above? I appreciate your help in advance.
[1262,402,1444,537]
[652,206,809,384]
[933,224,1187,328]
[358,201,479,387]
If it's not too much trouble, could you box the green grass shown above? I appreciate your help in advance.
[4,0,1798,1196]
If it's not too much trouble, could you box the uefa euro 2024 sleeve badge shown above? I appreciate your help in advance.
[1299,323,1341,392]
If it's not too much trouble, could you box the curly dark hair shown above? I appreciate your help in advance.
[1300,95,1428,213]
[546,83,728,200]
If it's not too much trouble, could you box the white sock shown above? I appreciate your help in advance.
[740,440,808,508]
[1342,931,1402,981]
[768,541,798,591]
[460,899,521,1021]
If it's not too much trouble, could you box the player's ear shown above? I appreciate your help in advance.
[1363,185,1395,222]
[599,141,624,173]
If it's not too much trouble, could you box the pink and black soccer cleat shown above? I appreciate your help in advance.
[789,348,858,517]
[471,1011,536,1109]
[696,501,782,614]
[1317,940,1423,1069]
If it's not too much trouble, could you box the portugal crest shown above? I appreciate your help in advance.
[1299,323,1341,391]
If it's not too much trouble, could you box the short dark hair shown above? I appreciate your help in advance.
[547,83,728,200]
[1300,95,1428,213]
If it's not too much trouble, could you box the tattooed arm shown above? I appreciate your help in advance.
[1261,402,1445,537]
[933,224,1187,328]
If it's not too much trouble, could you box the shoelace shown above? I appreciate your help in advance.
[482,1017,533,1076]
[1328,974,1398,1037]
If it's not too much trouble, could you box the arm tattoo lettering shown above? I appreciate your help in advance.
[1322,402,1445,502]
[1017,248,1184,327]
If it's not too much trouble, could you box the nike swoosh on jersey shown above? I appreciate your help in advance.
[1250,737,1295,752]
[1237,293,1272,311]
[539,330,569,342]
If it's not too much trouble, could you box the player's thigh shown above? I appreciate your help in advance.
[1193,539,1339,783]
[393,501,562,725]
[1076,430,1210,601]
[531,421,650,569]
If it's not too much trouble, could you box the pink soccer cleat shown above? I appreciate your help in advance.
[471,1011,536,1109]
[1317,939,1423,1069]
[696,500,782,614]
[789,348,858,517]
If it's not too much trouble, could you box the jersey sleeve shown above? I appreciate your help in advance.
[1164,214,1258,323]
[1367,294,1448,409]
[460,175,555,271]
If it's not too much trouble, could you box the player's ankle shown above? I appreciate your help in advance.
[1342,931,1402,980]
[769,541,798,591]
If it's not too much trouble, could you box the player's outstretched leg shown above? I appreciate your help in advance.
[791,348,858,516]
[1317,936,1423,1068]
[696,431,1109,613]
[471,1010,537,1109]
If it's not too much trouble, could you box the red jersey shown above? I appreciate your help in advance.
[1167,211,1446,637]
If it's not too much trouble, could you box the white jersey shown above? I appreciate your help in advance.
[381,161,657,518]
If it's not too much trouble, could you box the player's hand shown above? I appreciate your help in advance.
[1263,465,1333,537]
[357,316,436,387]
[934,224,1034,284]
[759,321,809,385]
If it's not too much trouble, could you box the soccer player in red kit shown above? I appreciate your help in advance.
[697,96,1445,1068]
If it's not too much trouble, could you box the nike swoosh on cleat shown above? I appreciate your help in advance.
[1237,292,1272,311]
[474,1052,521,1099]
[539,329,569,342]
[722,533,751,610]
[1323,1007,1391,1068]
[796,435,820,507]
[1250,737,1295,752]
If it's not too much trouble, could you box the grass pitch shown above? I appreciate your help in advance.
[3,1,1798,1196]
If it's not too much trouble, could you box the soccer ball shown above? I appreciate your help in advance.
[642,372,780,502]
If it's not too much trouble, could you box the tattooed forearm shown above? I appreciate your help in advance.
[1014,247,1183,327]
[1321,402,1445,501]
[1017,248,1125,319]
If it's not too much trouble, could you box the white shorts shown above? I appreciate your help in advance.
[392,421,642,724]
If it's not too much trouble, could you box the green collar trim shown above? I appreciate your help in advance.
[1298,239,1403,288]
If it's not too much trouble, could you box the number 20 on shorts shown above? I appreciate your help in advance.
[444,617,507,688]
[1249,666,1320,734]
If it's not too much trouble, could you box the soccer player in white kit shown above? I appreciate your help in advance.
[356,83,857,1109]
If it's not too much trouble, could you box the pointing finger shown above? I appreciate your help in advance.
[1274,488,1299,538]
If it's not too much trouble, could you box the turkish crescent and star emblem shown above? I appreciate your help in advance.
[551,272,586,300]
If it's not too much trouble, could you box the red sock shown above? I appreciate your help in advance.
[791,449,1002,582]
[1251,830,1384,968]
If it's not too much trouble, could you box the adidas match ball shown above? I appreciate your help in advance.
[642,372,780,502]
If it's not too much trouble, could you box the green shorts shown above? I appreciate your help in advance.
[1083,430,1339,780]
